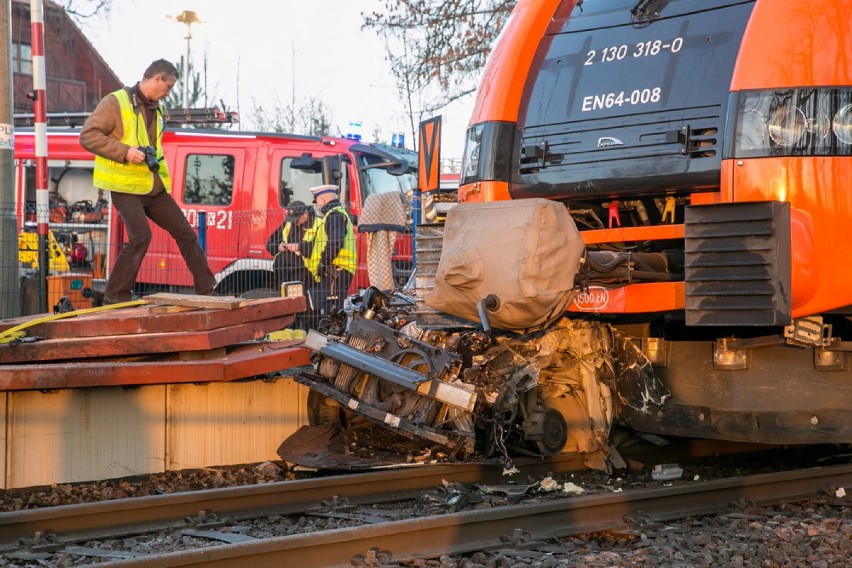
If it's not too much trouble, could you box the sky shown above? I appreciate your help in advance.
[75,0,475,161]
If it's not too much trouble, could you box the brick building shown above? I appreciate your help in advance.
[10,0,121,114]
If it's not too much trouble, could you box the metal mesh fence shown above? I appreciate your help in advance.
[4,201,413,320]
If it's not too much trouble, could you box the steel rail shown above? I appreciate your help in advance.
[0,440,787,548]
[78,464,852,567]
[0,455,588,548]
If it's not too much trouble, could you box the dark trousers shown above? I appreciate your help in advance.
[106,190,216,302]
[307,268,353,329]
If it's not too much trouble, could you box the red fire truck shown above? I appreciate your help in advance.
[14,116,417,309]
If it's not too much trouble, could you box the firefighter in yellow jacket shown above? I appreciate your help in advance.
[80,59,215,304]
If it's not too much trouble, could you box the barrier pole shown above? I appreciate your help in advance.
[31,0,49,312]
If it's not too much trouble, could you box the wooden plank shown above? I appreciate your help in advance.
[0,315,297,363]
[15,296,307,339]
[146,305,197,315]
[145,293,248,310]
[0,343,311,390]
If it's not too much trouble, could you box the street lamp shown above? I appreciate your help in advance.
[174,10,200,108]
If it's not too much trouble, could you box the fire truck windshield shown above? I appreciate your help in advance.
[357,152,416,199]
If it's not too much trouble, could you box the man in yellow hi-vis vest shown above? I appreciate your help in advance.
[287,184,355,329]
[79,59,215,304]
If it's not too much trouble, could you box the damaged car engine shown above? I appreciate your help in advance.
[280,199,670,472]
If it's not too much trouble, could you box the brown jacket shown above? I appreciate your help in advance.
[79,85,165,194]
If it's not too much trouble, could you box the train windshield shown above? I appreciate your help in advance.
[515,0,755,199]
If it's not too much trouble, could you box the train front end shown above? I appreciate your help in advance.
[455,0,852,444]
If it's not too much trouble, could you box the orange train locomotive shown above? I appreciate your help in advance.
[456,0,852,443]
[280,0,851,471]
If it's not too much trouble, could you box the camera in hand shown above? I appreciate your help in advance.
[138,145,160,172]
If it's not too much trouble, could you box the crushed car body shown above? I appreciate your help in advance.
[278,199,670,472]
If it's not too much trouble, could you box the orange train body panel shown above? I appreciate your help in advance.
[730,0,852,90]
[729,157,852,317]
[459,0,852,318]
[580,224,685,246]
[458,180,511,204]
[467,0,565,126]
[570,282,684,314]
[725,0,852,317]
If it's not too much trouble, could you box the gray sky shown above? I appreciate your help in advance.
[77,0,471,158]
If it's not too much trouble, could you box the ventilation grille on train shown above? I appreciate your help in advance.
[684,202,791,327]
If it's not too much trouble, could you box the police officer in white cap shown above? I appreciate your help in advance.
[301,184,356,327]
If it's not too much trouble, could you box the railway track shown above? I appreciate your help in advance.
[1,451,849,567]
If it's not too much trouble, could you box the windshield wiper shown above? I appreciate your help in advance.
[631,0,671,26]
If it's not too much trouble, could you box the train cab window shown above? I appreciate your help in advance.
[184,154,234,206]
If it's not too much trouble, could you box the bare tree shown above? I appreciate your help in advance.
[165,59,202,110]
[363,0,515,146]
[301,96,333,137]
[245,95,333,137]
[247,98,293,133]
[162,52,235,129]
[364,1,515,99]
[384,36,436,151]
[57,0,111,20]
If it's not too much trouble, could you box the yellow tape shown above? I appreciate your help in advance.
[0,300,147,345]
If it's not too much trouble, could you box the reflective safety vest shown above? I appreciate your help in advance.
[92,88,171,194]
[304,205,356,282]
[273,221,293,261]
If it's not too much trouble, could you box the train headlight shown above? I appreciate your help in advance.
[767,105,806,147]
[738,108,767,151]
[833,104,852,144]
[733,89,852,158]
[805,112,830,139]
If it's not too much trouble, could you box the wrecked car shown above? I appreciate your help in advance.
[279,199,670,472]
